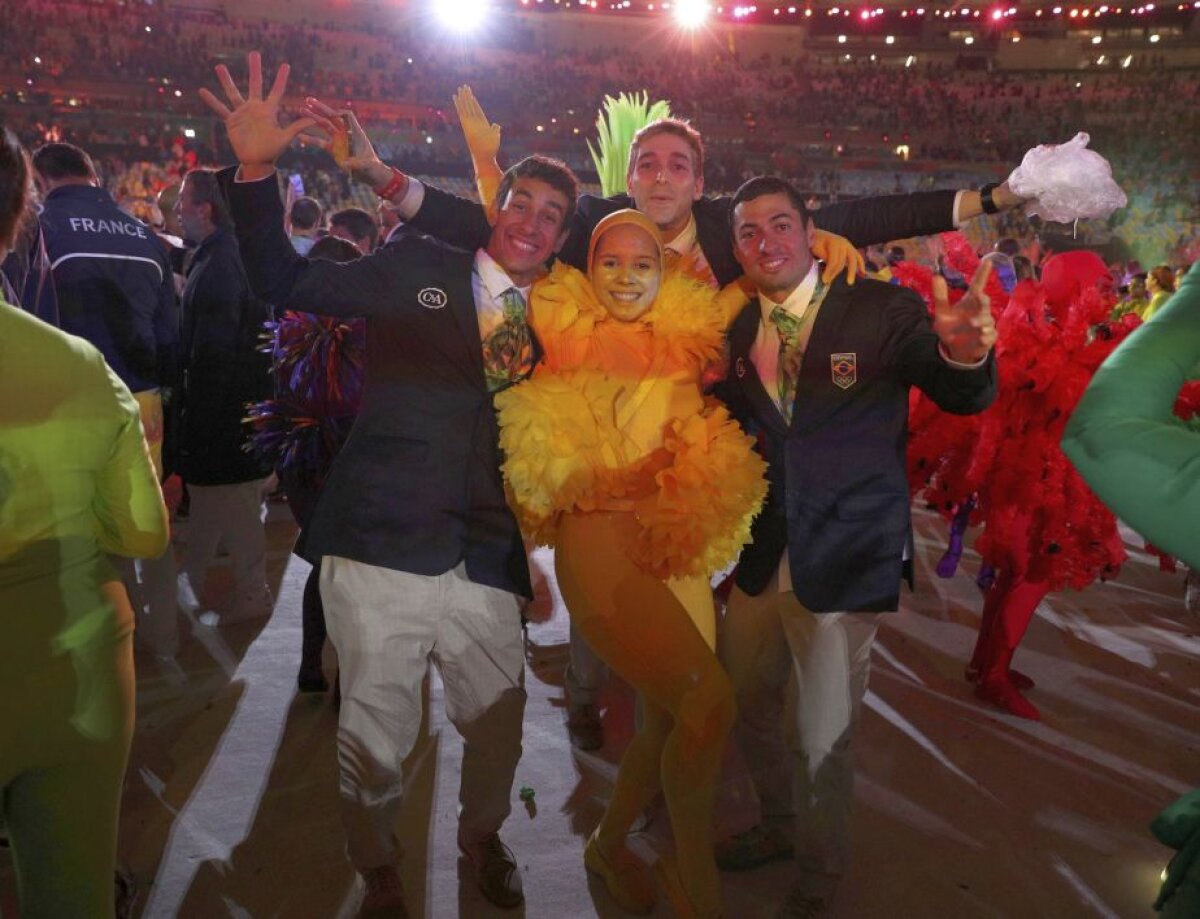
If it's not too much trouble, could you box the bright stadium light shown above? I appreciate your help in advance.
[674,0,711,28]
[435,0,490,32]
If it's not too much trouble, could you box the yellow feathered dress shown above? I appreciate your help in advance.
[495,262,767,645]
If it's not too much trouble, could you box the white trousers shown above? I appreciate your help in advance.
[180,479,269,609]
[320,556,527,871]
[721,582,878,895]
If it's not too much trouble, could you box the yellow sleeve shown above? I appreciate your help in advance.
[92,355,169,559]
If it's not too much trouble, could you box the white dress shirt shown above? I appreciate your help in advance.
[951,190,969,227]
[472,248,530,342]
[749,263,823,413]
[395,177,427,222]
[747,264,823,595]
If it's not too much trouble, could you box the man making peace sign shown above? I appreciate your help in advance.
[714,176,998,918]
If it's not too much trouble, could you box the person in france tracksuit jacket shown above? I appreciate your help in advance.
[33,141,182,659]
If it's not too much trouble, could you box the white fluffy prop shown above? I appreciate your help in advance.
[1007,132,1128,223]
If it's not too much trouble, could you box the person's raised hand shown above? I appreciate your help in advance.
[301,97,392,189]
[198,52,313,177]
[453,85,504,217]
[932,259,997,365]
[454,86,502,168]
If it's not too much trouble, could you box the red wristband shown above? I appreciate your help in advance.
[374,167,406,201]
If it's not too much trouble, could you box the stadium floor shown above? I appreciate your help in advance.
[2,503,1195,918]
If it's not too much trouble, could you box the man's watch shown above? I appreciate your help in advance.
[978,182,1001,215]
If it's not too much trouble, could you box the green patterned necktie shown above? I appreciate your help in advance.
[482,287,534,393]
[768,278,826,423]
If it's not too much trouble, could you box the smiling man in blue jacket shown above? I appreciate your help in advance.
[715,176,998,917]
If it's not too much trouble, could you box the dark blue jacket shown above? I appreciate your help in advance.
[720,277,997,613]
[39,184,178,393]
[221,167,532,599]
[178,227,273,486]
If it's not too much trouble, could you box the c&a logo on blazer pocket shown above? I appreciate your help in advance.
[418,287,448,310]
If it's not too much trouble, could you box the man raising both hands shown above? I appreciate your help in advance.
[202,53,579,916]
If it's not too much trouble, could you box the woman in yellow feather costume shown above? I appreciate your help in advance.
[496,209,766,918]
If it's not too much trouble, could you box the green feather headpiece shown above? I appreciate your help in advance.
[587,91,673,198]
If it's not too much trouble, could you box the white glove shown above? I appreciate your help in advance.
[1006,132,1127,223]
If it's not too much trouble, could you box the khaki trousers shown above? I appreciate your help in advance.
[320,556,527,871]
[721,581,878,895]
[180,478,269,610]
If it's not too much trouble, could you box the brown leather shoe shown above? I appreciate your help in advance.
[715,822,794,872]
[359,865,408,918]
[459,832,524,908]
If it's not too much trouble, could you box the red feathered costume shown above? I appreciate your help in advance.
[903,239,1137,719]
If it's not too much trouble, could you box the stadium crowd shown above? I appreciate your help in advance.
[0,0,1196,260]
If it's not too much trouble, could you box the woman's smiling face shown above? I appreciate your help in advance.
[589,223,662,323]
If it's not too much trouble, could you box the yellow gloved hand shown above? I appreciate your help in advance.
[330,116,351,166]
[811,228,865,286]
[454,85,504,218]
[302,98,392,189]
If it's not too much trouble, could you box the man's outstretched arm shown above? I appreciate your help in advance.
[202,53,415,316]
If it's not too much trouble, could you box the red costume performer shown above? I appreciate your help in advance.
[904,239,1136,720]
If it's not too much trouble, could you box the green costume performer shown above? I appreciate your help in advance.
[1062,262,1200,569]
[0,293,168,918]
[1062,262,1200,917]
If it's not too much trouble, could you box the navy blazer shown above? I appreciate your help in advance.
[720,276,997,613]
[221,168,532,599]
[178,227,272,486]
[408,185,960,286]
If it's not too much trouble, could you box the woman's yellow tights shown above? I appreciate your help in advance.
[556,511,734,916]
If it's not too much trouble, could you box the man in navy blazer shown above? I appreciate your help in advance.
[202,54,577,915]
[714,177,998,916]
